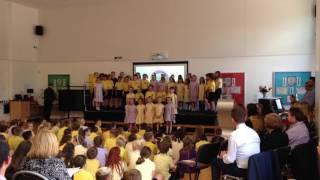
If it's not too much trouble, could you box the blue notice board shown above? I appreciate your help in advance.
[273,72,311,105]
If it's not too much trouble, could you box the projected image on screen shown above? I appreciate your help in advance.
[133,62,188,81]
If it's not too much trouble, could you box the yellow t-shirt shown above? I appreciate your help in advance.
[126,93,135,100]
[141,80,150,90]
[122,82,129,92]
[84,159,100,178]
[195,140,210,151]
[57,127,67,143]
[135,93,144,102]
[73,169,94,180]
[89,132,98,142]
[104,137,117,150]
[207,80,216,92]
[89,74,97,88]
[102,131,111,140]
[72,130,79,138]
[145,91,156,100]
[167,82,176,91]
[156,91,167,102]
[115,81,123,90]
[154,154,174,180]
[144,141,158,158]
[129,80,140,90]
[198,84,206,101]
[103,80,114,90]
[0,132,8,140]
[8,135,24,151]
[120,146,129,162]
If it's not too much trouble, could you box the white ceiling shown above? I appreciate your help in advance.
[7,0,106,8]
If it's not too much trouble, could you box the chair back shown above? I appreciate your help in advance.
[196,142,220,164]
[273,146,290,170]
[12,170,49,180]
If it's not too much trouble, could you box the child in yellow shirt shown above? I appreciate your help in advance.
[154,140,175,180]
[73,155,94,180]
[8,127,24,152]
[156,86,167,103]
[144,97,155,126]
[114,77,124,109]
[145,85,156,102]
[141,74,150,95]
[143,132,158,160]
[84,147,100,178]
[154,97,164,131]
[136,98,145,127]
[135,89,144,103]
[167,77,176,92]
[129,74,141,93]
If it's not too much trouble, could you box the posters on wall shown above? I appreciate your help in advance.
[221,73,245,104]
[273,72,311,105]
[48,74,70,96]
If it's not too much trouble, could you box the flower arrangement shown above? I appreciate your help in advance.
[259,86,272,98]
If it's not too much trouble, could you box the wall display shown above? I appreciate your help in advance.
[273,72,311,105]
[133,61,188,81]
[48,74,70,97]
[221,73,245,104]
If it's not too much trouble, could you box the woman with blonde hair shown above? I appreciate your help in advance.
[22,130,71,180]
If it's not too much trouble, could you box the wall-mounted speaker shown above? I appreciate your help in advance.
[34,25,44,36]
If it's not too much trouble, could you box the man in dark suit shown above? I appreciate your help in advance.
[43,84,56,121]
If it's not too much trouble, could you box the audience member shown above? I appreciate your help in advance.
[154,140,175,180]
[0,141,11,180]
[22,130,71,180]
[106,147,127,180]
[84,147,100,178]
[94,136,108,167]
[122,169,142,180]
[211,104,260,180]
[73,155,94,180]
[7,127,23,152]
[135,146,155,180]
[260,113,288,151]
[286,107,310,147]
[96,167,111,180]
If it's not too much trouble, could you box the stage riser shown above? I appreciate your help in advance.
[84,110,218,126]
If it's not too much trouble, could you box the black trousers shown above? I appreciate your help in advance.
[43,101,53,121]
[211,158,247,180]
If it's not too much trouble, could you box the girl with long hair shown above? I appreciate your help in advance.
[106,147,127,180]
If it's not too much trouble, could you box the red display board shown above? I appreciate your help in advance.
[220,73,245,104]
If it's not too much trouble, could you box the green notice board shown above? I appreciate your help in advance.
[48,74,70,95]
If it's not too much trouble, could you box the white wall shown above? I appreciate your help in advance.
[37,0,315,61]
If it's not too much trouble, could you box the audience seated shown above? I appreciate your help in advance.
[8,127,24,152]
[153,140,175,180]
[0,140,11,180]
[135,146,155,180]
[122,169,142,180]
[22,130,71,180]
[94,136,108,167]
[211,104,260,180]
[106,147,127,180]
[73,155,94,180]
[177,136,197,178]
[246,103,264,134]
[286,107,310,147]
[5,141,32,179]
[260,113,288,151]
[84,147,100,178]
[96,166,111,180]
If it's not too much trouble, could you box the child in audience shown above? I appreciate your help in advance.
[127,140,141,170]
[141,74,150,95]
[84,147,100,178]
[176,76,184,111]
[167,76,176,92]
[156,86,167,103]
[143,132,158,160]
[8,126,24,152]
[96,167,111,180]
[94,136,108,167]
[104,129,119,150]
[57,119,71,142]
[74,135,88,156]
[73,155,94,180]
[135,146,156,180]
[177,136,197,178]
[183,78,191,111]
[189,75,199,111]
[171,129,184,164]
[136,98,146,128]
[124,98,137,129]
[154,140,175,180]
[150,74,158,92]
[145,85,156,102]
[165,97,175,134]
[59,134,72,151]
[114,76,124,109]
[106,147,127,180]
[60,142,75,168]
[195,133,210,151]
[205,73,216,112]
[198,77,206,111]
[154,97,165,132]
[94,120,102,135]
[50,119,60,135]
[144,97,155,126]
[135,89,144,104]
[94,77,104,111]
[0,123,8,140]
[22,131,33,142]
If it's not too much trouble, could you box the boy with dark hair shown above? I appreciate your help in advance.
[153,141,175,180]
[7,126,23,152]
[94,136,108,167]
[84,147,100,178]
[73,155,94,180]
